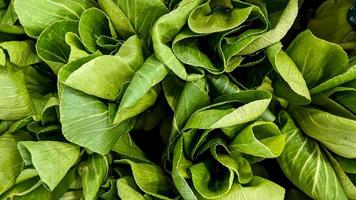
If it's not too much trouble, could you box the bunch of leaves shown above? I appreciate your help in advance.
[0,0,355,200]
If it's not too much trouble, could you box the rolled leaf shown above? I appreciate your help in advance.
[229,121,286,158]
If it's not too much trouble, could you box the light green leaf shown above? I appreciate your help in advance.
[0,48,5,66]
[229,121,285,158]
[188,0,253,34]
[312,86,356,120]
[14,0,97,37]
[65,32,89,62]
[17,141,80,191]
[207,74,240,96]
[172,137,196,200]
[0,40,40,66]
[277,111,348,199]
[0,134,23,195]
[0,0,25,35]
[174,77,210,131]
[207,138,252,184]
[98,0,135,39]
[162,75,185,112]
[309,65,356,94]
[1,168,77,200]
[289,106,356,158]
[113,0,169,48]
[0,66,33,120]
[63,55,135,100]
[3,116,32,135]
[117,176,145,200]
[78,7,117,53]
[61,35,143,100]
[183,90,272,130]
[59,85,135,155]
[214,177,285,200]
[79,154,108,200]
[117,159,176,200]
[114,56,168,124]
[172,28,216,72]
[286,30,349,89]
[267,42,310,105]
[100,178,117,200]
[152,0,205,81]
[36,20,79,74]
[325,151,356,199]
[239,0,298,55]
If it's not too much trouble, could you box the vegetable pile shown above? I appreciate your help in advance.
[0,0,355,199]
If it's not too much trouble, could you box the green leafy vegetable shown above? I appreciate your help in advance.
[1,0,355,199]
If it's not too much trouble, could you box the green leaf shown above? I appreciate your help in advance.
[98,0,135,39]
[0,134,23,195]
[267,42,310,105]
[172,137,196,200]
[165,77,210,164]
[17,141,80,191]
[14,0,97,37]
[152,0,205,81]
[214,177,285,200]
[173,77,210,131]
[36,20,79,74]
[112,133,151,163]
[277,111,347,199]
[207,138,253,184]
[1,168,77,200]
[190,161,234,199]
[65,32,89,62]
[117,176,145,200]
[172,28,217,73]
[3,116,32,135]
[0,40,40,66]
[78,7,117,53]
[239,0,298,55]
[308,0,356,49]
[312,86,356,120]
[79,153,108,200]
[63,55,135,100]
[0,0,25,35]
[0,66,33,120]
[289,106,356,158]
[114,56,168,124]
[188,0,254,34]
[183,90,272,130]
[286,30,349,89]
[0,48,5,66]
[309,65,356,94]
[325,151,356,199]
[117,159,176,199]
[113,0,169,49]
[61,36,143,100]
[207,74,240,96]
[59,85,135,155]
[100,178,117,200]
[229,121,286,158]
